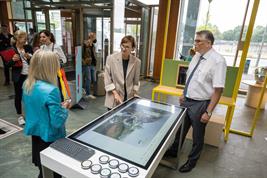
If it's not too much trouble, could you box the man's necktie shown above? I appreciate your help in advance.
[183,56,205,97]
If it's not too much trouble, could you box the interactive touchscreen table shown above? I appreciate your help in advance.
[40,97,186,178]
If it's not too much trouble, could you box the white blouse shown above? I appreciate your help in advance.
[17,48,30,75]
[41,43,67,63]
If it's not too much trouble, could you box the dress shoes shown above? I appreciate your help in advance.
[179,160,196,173]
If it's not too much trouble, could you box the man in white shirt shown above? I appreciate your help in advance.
[165,30,227,173]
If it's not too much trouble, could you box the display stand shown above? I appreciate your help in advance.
[69,46,88,109]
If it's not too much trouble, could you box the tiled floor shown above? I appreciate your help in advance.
[0,70,266,178]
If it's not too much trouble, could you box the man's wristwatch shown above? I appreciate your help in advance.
[205,110,212,117]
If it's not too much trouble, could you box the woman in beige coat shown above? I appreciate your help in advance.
[104,35,141,109]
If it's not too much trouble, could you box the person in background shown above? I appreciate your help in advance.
[7,30,33,125]
[39,30,67,64]
[104,35,141,109]
[180,48,196,62]
[82,32,97,99]
[0,24,13,86]
[27,28,35,46]
[165,30,227,173]
[13,23,20,32]
[32,33,40,53]
[23,50,70,178]
[39,30,67,101]
[186,48,196,62]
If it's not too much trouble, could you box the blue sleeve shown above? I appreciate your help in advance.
[46,88,68,128]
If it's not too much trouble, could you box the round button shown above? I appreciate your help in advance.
[109,159,119,169]
[99,155,110,164]
[91,164,102,174]
[100,168,111,178]
[81,160,92,170]
[128,167,139,177]
[110,172,122,178]
[118,163,129,173]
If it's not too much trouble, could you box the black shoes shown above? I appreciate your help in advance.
[179,160,196,173]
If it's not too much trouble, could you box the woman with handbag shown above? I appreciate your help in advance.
[39,30,69,101]
[39,30,66,64]
[7,30,33,125]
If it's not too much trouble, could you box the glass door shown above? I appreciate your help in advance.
[36,11,46,32]
[147,7,158,77]
[84,16,111,71]
[125,22,141,58]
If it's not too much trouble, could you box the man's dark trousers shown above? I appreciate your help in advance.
[169,97,210,164]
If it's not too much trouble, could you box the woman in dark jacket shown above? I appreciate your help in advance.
[7,30,33,125]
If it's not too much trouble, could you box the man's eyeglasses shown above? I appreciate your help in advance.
[194,39,209,44]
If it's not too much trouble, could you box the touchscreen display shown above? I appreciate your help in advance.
[70,98,184,169]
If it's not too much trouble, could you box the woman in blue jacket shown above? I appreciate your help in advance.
[23,50,70,178]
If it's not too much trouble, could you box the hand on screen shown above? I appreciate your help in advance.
[133,93,140,98]
[112,90,123,104]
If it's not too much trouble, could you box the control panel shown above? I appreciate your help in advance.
[81,154,141,178]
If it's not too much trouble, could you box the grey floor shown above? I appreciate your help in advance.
[0,70,267,178]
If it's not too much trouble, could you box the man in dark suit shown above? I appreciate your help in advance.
[0,24,13,85]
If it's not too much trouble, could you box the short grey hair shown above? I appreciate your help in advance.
[196,30,214,45]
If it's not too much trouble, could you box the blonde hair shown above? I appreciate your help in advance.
[24,50,60,93]
[12,30,27,44]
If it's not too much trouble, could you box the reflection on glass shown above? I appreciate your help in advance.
[148,7,158,76]
[72,98,183,168]
[11,1,25,19]
[49,10,62,46]
[94,103,171,147]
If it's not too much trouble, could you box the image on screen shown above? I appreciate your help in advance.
[70,98,184,169]
[94,103,171,147]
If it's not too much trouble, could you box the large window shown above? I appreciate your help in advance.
[49,10,62,46]
[175,0,267,91]
[36,11,46,32]
[10,0,33,33]
[11,1,25,19]
[125,18,141,58]
[246,0,267,71]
